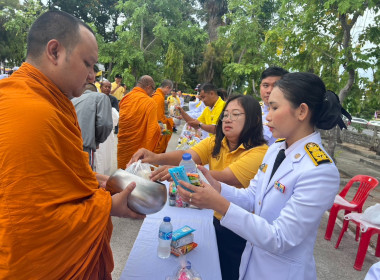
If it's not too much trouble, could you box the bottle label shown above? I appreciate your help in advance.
[159,230,172,240]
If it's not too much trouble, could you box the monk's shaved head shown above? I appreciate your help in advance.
[137,75,155,88]
[27,10,94,59]
[160,79,173,89]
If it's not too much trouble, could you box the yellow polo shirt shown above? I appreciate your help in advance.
[191,136,268,219]
[111,82,124,101]
[197,97,225,126]
[167,95,180,107]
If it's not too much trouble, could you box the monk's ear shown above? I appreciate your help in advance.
[46,39,62,65]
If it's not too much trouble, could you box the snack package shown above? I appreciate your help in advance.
[171,233,194,248]
[187,173,201,186]
[168,166,192,192]
[172,226,195,241]
[171,242,198,257]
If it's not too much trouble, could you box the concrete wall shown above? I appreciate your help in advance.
[319,128,379,150]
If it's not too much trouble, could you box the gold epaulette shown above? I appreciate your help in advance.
[275,138,286,143]
[304,142,332,166]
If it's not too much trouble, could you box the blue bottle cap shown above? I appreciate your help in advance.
[182,153,191,160]
[163,216,171,222]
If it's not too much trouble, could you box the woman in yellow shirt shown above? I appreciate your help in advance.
[130,95,268,279]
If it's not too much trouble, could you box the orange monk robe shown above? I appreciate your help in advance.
[118,87,161,168]
[152,88,174,153]
[0,63,113,279]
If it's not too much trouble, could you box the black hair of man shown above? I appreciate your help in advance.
[27,10,94,59]
[260,66,288,81]
[217,88,227,100]
[200,83,217,94]
[160,79,173,89]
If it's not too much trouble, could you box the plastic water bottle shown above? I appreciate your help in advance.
[179,153,197,174]
[158,216,173,259]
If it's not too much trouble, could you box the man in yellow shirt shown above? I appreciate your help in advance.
[177,83,225,135]
[111,74,124,101]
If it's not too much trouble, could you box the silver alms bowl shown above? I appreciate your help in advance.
[106,169,167,215]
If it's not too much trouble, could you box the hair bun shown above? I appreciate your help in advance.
[316,91,352,130]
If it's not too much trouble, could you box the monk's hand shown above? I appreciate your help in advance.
[128,148,156,166]
[197,165,221,193]
[110,182,146,219]
[150,165,174,182]
[187,119,200,129]
[96,173,109,189]
[177,180,230,216]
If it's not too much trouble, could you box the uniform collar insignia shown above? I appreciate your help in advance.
[259,163,268,173]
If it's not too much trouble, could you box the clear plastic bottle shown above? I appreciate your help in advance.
[158,216,173,259]
[179,153,197,174]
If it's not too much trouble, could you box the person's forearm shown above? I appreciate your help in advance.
[154,150,186,166]
[200,124,216,134]
[210,170,243,188]
[179,108,194,122]
[213,196,230,216]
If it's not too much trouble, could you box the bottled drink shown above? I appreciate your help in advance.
[158,216,173,259]
[169,186,177,206]
[179,153,197,174]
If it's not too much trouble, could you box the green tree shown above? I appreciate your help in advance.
[108,0,206,89]
[164,42,183,89]
[0,0,46,66]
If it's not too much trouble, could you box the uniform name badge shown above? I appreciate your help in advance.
[274,181,286,193]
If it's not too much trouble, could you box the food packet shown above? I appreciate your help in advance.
[171,233,194,248]
[125,160,152,180]
[166,258,202,280]
[171,242,198,257]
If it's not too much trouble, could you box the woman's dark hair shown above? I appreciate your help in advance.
[275,72,350,130]
[212,95,266,158]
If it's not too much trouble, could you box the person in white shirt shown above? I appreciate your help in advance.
[259,66,288,145]
[178,72,351,280]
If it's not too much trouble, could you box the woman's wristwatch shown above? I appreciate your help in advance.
[198,123,202,129]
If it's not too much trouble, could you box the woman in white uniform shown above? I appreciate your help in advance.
[178,72,351,280]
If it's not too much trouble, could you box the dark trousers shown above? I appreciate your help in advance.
[214,217,246,280]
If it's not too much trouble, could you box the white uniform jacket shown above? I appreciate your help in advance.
[220,132,340,280]
[365,262,380,280]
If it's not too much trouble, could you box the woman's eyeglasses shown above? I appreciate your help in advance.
[221,110,245,121]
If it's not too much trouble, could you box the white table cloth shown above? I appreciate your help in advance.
[120,183,222,280]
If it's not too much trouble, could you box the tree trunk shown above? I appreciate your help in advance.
[252,78,257,96]
[327,127,338,162]
[140,17,144,50]
[328,12,360,159]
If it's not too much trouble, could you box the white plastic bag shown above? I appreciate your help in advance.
[361,203,380,225]
[126,160,152,180]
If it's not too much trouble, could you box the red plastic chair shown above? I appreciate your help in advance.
[324,175,379,241]
[335,213,380,271]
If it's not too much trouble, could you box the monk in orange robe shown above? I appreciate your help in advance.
[152,79,174,153]
[118,75,161,168]
[0,11,144,279]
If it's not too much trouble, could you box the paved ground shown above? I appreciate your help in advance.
[110,128,380,279]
